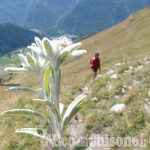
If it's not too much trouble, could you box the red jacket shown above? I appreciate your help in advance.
[91,57,100,70]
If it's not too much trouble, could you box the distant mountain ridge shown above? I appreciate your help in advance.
[55,0,150,36]
[0,0,150,36]
[0,23,41,56]
[0,0,77,30]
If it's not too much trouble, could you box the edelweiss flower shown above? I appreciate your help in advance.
[5,45,48,75]
[27,37,87,70]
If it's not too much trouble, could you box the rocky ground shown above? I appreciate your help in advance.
[68,54,150,150]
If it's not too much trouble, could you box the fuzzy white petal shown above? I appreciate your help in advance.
[63,42,81,53]
[4,67,27,73]
[70,50,87,57]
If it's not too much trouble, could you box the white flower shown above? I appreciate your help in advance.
[5,46,48,75]
[27,37,87,70]
[56,36,73,48]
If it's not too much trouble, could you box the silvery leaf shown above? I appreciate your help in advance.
[44,66,51,99]
[62,93,86,131]
[15,128,54,147]
[33,99,61,121]
[7,87,43,98]
[2,109,50,124]
[67,98,97,127]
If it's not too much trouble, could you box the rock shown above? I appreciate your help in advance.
[145,98,150,105]
[135,65,144,71]
[110,74,118,79]
[144,104,150,113]
[123,84,128,88]
[124,66,133,73]
[78,119,83,123]
[129,66,133,70]
[110,104,126,113]
[144,104,148,110]
[82,87,88,93]
[145,61,150,64]
[97,74,104,78]
[132,80,140,86]
[106,69,114,75]
[107,81,113,90]
[122,88,126,94]
[128,86,132,89]
[115,95,120,99]
[143,56,150,62]
[115,63,122,66]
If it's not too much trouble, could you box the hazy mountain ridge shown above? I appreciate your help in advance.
[1,0,150,36]
[0,23,41,56]
[55,0,150,36]
[0,0,78,30]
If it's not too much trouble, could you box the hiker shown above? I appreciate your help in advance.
[90,53,101,79]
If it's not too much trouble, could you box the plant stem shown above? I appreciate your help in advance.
[53,68,64,150]
[53,69,61,114]
[37,74,46,99]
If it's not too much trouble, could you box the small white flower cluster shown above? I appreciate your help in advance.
[57,36,73,48]
[5,36,86,73]
[28,37,86,70]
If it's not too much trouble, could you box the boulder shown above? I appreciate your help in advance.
[110,104,126,113]
[110,74,118,79]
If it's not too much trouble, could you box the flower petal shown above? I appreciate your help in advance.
[63,42,82,53]
[42,38,54,58]
[26,52,35,69]
[19,54,28,67]
[32,50,39,63]
[4,67,27,73]
[70,50,87,57]
[57,50,70,66]
[35,37,44,53]
[27,45,40,53]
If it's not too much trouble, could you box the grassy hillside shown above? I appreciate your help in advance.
[0,7,150,149]
[0,23,41,56]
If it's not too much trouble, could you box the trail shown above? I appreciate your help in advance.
[67,55,150,150]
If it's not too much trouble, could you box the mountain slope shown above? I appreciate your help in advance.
[21,0,77,29]
[56,0,150,36]
[0,23,41,56]
[0,0,30,24]
[0,0,77,30]
[0,7,150,149]
[1,0,150,37]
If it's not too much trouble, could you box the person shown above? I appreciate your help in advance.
[90,53,101,79]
